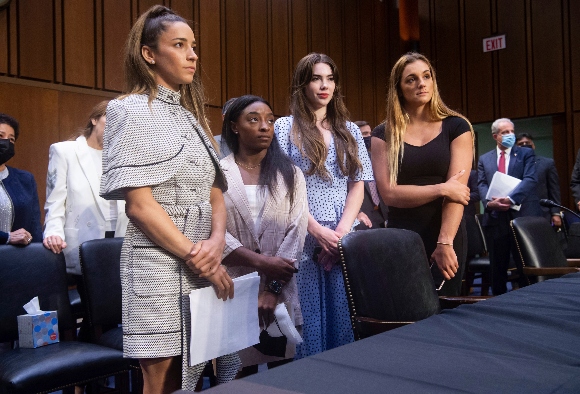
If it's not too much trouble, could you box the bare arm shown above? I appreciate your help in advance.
[431,132,473,280]
[335,180,364,236]
[371,136,469,208]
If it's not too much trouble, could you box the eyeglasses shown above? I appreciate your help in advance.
[429,262,445,291]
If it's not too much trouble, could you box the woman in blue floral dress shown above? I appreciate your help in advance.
[275,53,373,358]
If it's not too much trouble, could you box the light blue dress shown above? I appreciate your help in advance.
[275,116,373,358]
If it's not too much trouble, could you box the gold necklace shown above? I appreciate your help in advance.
[235,158,261,170]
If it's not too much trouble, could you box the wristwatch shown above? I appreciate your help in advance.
[265,280,283,295]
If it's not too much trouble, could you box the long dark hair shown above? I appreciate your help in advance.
[290,52,362,181]
[222,95,297,205]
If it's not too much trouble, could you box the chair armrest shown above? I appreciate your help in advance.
[567,259,580,267]
[354,316,413,339]
[439,296,492,310]
[523,267,580,276]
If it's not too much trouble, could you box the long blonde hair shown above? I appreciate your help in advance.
[122,5,216,149]
[290,53,362,181]
[384,52,473,186]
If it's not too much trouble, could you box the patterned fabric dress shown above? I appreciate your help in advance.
[100,85,240,390]
[274,116,373,358]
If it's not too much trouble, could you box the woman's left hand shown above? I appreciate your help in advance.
[43,235,67,253]
[430,244,458,281]
[258,291,278,329]
[318,248,339,272]
[185,236,226,278]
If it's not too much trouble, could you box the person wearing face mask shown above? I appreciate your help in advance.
[477,118,543,295]
[0,113,42,246]
[42,101,128,276]
[354,120,387,230]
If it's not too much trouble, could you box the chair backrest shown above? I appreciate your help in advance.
[510,216,568,283]
[79,238,124,328]
[0,244,74,342]
[465,214,486,257]
[339,228,440,337]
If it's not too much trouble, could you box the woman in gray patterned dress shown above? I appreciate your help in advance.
[100,6,238,393]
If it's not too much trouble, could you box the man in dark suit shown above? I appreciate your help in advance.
[477,118,543,295]
[516,133,562,227]
[572,148,580,212]
[355,121,388,230]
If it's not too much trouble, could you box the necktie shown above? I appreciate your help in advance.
[498,151,506,174]
[368,181,381,207]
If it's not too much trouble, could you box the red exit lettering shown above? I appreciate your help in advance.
[483,34,506,53]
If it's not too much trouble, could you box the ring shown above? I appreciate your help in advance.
[27,238,31,243]
[47,239,51,244]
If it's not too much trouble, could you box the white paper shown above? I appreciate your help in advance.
[266,303,303,345]
[23,296,41,314]
[485,171,522,211]
[188,272,260,366]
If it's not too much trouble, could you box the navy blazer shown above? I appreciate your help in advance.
[571,149,580,209]
[477,145,542,226]
[0,166,43,244]
[534,155,561,218]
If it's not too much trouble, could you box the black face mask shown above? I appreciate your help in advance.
[0,139,15,165]
[517,144,533,150]
[363,136,372,150]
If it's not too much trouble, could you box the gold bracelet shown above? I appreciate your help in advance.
[436,241,453,246]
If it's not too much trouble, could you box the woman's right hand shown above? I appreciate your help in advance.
[441,170,470,205]
[205,265,234,301]
[258,256,296,283]
[43,235,67,253]
[310,223,341,255]
[9,228,34,246]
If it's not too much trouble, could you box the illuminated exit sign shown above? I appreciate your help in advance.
[483,34,506,52]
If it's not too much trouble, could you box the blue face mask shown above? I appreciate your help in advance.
[501,133,515,148]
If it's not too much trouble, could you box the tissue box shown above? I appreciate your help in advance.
[17,311,59,348]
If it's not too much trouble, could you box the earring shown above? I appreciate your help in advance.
[150,60,155,64]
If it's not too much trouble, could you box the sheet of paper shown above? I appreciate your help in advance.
[485,171,522,211]
[189,272,260,366]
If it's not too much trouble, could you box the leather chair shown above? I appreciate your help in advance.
[79,238,142,391]
[0,243,130,394]
[339,228,441,340]
[510,216,580,286]
[462,214,491,296]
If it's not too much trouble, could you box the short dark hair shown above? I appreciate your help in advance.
[516,132,534,142]
[0,113,19,140]
[354,121,369,128]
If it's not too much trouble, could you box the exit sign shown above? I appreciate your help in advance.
[483,34,506,53]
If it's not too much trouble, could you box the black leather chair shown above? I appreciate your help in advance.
[0,243,130,394]
[510,216,580,285]
[79,238,142,391]
[339,228,441,340]
[462,214,491,296]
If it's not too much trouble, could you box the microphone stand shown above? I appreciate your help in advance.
[540,199,580,221]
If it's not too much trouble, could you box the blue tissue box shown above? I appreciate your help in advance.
[17,311,59,348]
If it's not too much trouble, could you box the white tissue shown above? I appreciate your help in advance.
[266,303,303,345]
[23,296,42,314]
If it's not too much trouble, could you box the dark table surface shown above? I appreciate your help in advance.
[205,273,580,393]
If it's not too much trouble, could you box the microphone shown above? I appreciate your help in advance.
[539,199,580,220]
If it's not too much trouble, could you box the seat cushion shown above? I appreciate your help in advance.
[0,342,129,393]
[468,256,490,272]
[98,326,123,351]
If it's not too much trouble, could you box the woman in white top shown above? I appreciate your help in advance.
[43,101,128,275]
[220,95,308,373]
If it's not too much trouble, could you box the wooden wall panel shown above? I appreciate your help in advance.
[224,0,247,99]
[206,106,223,137]
[290,0,308,68]
[372,0,388,127]
[496,0,528,118]
[57,92,105,142]
[248,0,270,98]
[464,0,493,123]
[343,0,361,117]
[531,0,565,115]
[309,0,327,54]
[0,9,8,74]
[8,4,17,75]
[270,0,290,116]
[170,0,194,22]
[572,1,580,112]
[432,0,462,113]
[18,0,54,81]
[326,0,343,74]
[138,0,163,15]
[63,0,95,87]
[358,0,376,124]
[199,0,222,106]
[103,0,131,92]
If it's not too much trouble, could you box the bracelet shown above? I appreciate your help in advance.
[436,241,453,246]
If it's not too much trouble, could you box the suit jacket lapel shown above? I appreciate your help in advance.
[508,147,518,175]
[223,156,258,242]
[75,137,108,218]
